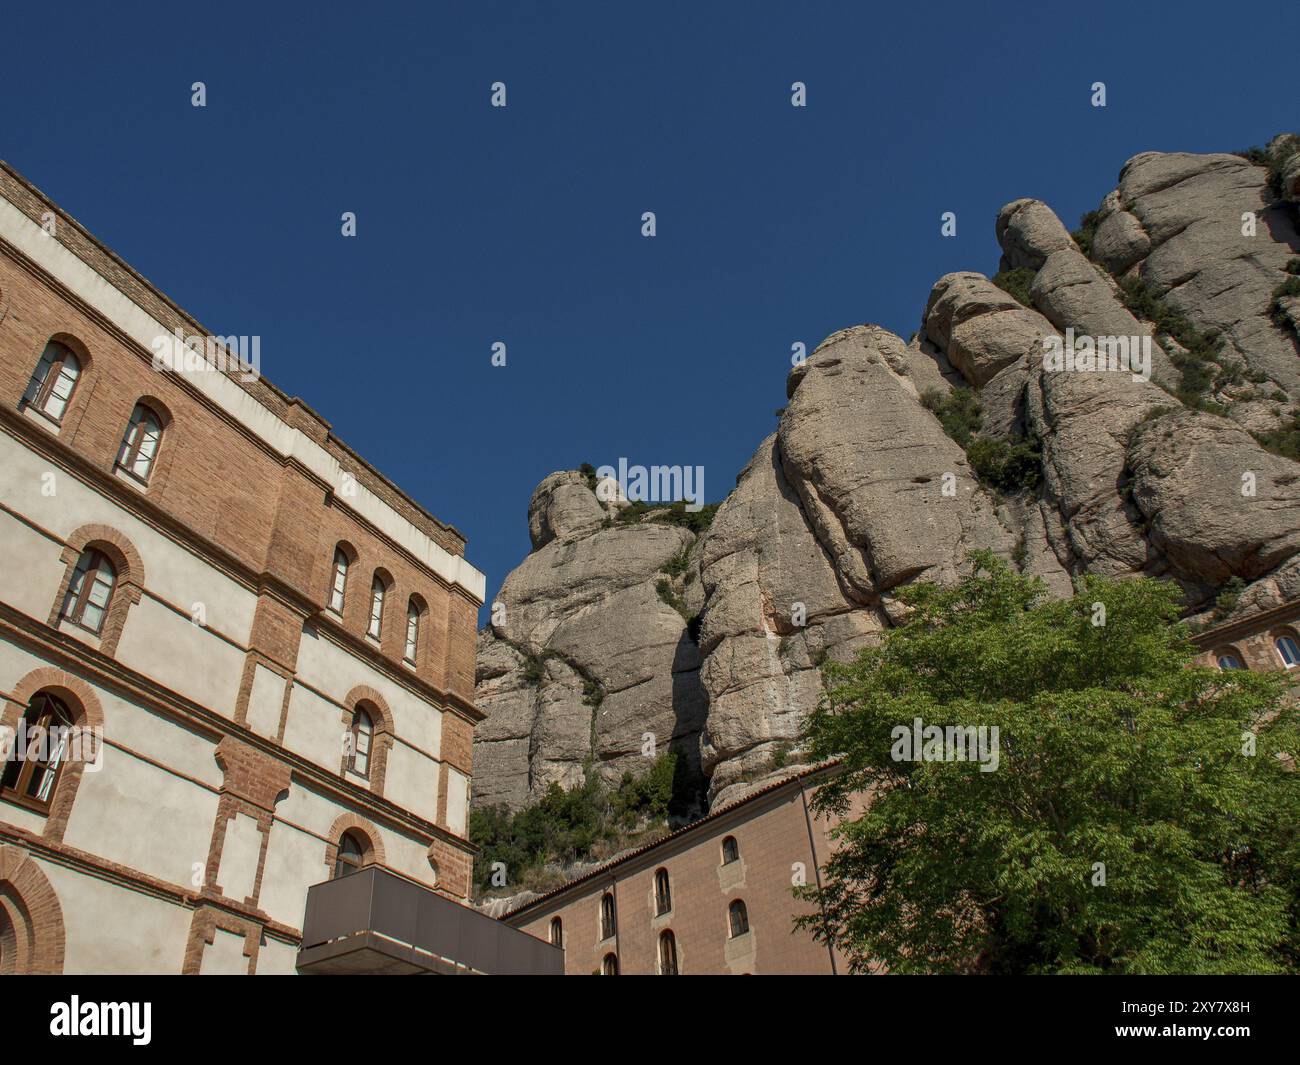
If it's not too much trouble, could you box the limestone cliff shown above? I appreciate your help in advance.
[473,470,708,811]
[474,135,1300,813]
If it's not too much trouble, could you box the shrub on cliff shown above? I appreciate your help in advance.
[470,750,690,897]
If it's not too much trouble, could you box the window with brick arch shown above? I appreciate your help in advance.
[60,550,117,634]
[404,598,420,663]
[658,930,678,975]
[728,899,749,938]
[0,692,74,812]
[721,835,739,865]
[334,831,365,879]
[21,341,81,423]
[654,868,672,915]
[1276,634,1300,668]
[328,548,349,614]
[348,708,374,778]
[368,576,386,639]
[115,403,163,483]
[600,892,616,940]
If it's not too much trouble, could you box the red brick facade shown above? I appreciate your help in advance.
[506,591,1300,977]
[1192,600,1300,675]
[0,159,484,972]
[505,765,857,975]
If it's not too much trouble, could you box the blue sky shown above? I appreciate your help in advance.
[4,2,1296,618]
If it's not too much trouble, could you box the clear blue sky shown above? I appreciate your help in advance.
[4,2,1295,619]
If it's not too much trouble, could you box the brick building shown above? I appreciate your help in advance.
[1190,600,1300,674]
[502,609,1299,976]
[502,763,864,975]
[0,161,558,975]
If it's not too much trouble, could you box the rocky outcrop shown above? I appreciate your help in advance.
[1091,148,1300,395]
[526,470,607,548]
[924,273,1049,388]
[779,325,1018,598]
[1128,409,1300,589]
[695,434,881,806]
[474,135,1300,816]
[473,475,708,811]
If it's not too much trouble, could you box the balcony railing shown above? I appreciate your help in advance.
[297,866,563,975]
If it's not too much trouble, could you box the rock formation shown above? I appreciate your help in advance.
[474,471,708,811]
[474,135,1300,814]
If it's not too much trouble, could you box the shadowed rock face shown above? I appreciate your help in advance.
[474,137,1300,814]
[473,474,708,812]
[695,434,882,807]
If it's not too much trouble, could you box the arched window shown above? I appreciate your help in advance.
[1216,651,1245,671]
[21,341,81,423]
[658,930,678,975]
[549,916,563,947]
[368,575,386,639]
[115,403,163,483]
[59,550,117,634]
[404,598,421,663]
[600,892,616,940]
[1275,635,1300,668]
[601,953,619,976]
[349,708,374,778]
[0,692,74,811]
[654,868,672,915]
[728,899,749,938]
[333,831,365,879]
[328,548,349,615]
[721,835,739,865]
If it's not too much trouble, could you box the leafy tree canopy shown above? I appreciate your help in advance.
[796,552,1300,974]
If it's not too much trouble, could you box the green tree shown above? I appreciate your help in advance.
[796,552,1300,974]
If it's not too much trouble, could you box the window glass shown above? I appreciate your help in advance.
[1276,636,1300,667]
[329,550,348,613]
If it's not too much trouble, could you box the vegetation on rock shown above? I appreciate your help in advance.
[921,386,982,447]
[1252,406,1300,462]
[617,499,720,534]
[922,388,1041,493]
[1070,208,1103,257]
[992,267,1036,309]
[1236,138,1300,196]
[470,751,692,897]
[1115,276,1229,412]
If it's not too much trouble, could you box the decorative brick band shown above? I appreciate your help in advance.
[181,904,261,975]
[201,737,293,910]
